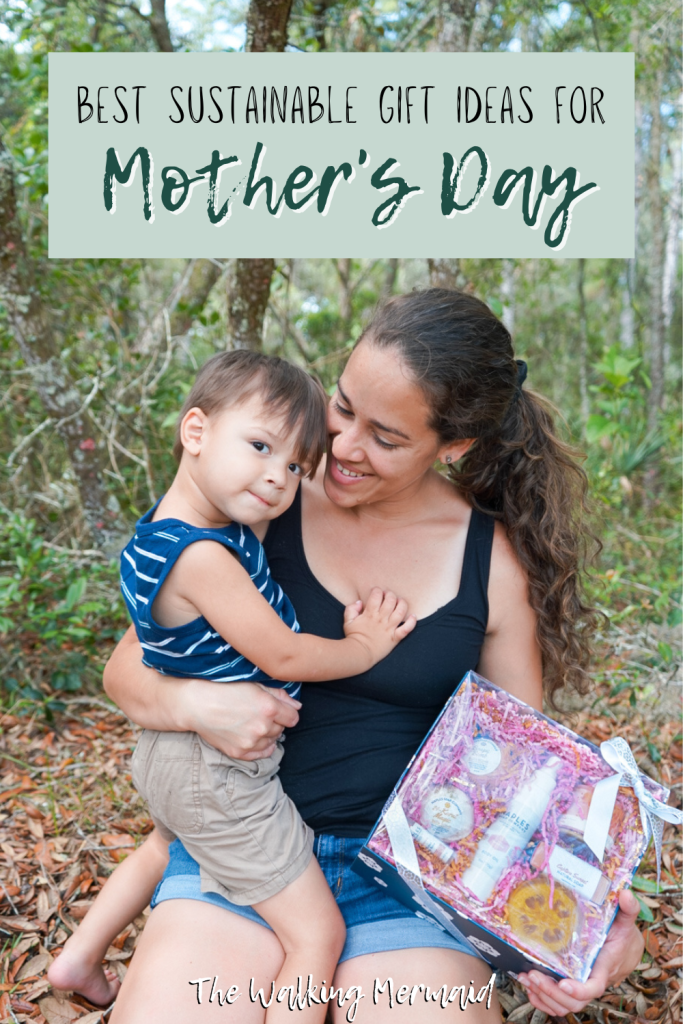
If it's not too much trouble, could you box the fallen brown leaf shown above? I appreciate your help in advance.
[16,952,53,981]
[644,930,661,958]
[27,816,44,840]
[9,949,30,981]
[34,838,57,870]
[39,995,81,1024]
[11,935,39,958]
[104,946,130,962]
[0,914,42,932]
[100,834,134,849]
[507,1001,534,1022]
[68,900,93,920]
[36,888,58,923]
[24,977,52,1001]
[11,996,39,1013]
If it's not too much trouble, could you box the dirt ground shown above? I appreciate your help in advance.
[1,647,681,1024]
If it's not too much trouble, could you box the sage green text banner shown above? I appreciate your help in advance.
[48,52,634,258]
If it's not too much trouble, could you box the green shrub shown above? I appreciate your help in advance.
[0,507,127,711]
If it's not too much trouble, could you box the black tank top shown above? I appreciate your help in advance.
[263,488,495,837]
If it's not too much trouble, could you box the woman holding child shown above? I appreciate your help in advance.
[99,289,643,1022]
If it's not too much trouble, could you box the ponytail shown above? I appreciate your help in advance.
[453,388,601,705]
[361,288,601,704]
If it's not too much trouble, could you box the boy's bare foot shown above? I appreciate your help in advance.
[47,946,121,1006]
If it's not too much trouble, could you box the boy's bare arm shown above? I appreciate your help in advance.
[103,625,300,759]
[169,540,415,682]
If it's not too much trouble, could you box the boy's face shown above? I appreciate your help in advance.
[182,394,308,526]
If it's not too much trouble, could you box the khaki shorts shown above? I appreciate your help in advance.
[131,730,314,905]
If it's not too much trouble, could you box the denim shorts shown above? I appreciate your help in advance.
[152,836,480,964]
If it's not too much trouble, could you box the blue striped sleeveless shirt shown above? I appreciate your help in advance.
[120,503,301,698]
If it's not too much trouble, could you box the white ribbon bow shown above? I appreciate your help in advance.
[583,736,683,884]
[382,796,480,955]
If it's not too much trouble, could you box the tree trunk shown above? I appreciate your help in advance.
[148,0,174,51]
[436,0,495,51]
[619,260,635,350]
[246,0,294,51]
[224,0,294,354]
[0,138,116,545]
[466,0,495,50]
[634,96,644,267]
[642,70,665,506]
[646,72,665,434]
[227,259,276,350]
[577,258,590,426]
[501,259,515,335]
[380,259,399,302]
[621,93,643,354]
[311,0,338,49]
[427,258,467,290]
[134,259,223,354]
[130,6,228,358]
[335,258,353,339]
[662,122,681,331]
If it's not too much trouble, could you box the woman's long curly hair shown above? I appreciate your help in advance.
[360,288,601,705]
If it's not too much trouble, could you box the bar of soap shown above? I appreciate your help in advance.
[421,786,475,841]
[507,878,579,954]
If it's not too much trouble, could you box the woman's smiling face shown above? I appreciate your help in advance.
[325,340,461,508]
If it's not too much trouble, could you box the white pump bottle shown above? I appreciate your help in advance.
[462,756,561,902]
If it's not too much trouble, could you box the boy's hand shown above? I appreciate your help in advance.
[343,587,416,663]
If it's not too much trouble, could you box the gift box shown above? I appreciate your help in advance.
[352,671,679,982]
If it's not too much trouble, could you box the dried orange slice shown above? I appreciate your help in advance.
[507,878,578,954]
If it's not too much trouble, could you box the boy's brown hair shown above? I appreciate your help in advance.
[173,351,327,476]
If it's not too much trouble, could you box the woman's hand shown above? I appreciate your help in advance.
[517,890,644,1015]
[103,625,301,760]
[184,678,301,759]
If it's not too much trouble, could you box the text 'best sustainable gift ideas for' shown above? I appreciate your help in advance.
[352,672,682,982]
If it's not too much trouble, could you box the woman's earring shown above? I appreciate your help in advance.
[445,456,452,464]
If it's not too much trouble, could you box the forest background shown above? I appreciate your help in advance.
[0,0,681,1022]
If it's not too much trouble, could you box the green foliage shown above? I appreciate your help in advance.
[585,343,665,486]
[585,342,669,502]
[0,508,126,709]
[633,893,655,921]
[587,344,644,441]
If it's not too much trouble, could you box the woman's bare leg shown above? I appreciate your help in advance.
[331,947,501,1023]
[252,858,346,1024]
[110,899,286,1024]
[48,829,169,1005]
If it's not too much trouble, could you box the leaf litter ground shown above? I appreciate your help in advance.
[0,627,681,1024]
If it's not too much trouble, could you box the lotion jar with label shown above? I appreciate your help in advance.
[462,735,518,789]
[464,737,503,777]
[421,785,475,842]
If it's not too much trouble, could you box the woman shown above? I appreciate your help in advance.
[104,290,643,1022]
